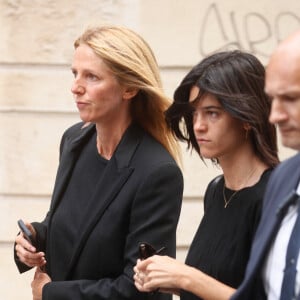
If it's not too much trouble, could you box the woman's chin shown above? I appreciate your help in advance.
[79,114,93,123]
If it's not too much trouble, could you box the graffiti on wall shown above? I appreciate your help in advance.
[199,3,300,58]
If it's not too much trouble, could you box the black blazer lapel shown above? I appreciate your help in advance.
[50,123,95,213]
[64,124,143,279]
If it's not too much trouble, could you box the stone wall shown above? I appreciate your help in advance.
[1,1,299,299]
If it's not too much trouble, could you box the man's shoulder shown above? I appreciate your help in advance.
[264,152,300,207]
[272,152,300,176]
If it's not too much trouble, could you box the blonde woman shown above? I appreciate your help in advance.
[14,26,183,300]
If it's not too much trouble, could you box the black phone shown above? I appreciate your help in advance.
[17,219,35,246]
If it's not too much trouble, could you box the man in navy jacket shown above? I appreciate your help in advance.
[231,30,300,300]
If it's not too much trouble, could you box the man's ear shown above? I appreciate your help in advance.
[123,87,139,100]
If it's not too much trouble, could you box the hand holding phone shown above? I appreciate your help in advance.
[17,219,36,247]
[16,219,46,271]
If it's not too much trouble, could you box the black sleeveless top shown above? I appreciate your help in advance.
[181,169,272,300]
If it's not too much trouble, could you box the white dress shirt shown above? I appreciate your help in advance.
[263,182,300,300]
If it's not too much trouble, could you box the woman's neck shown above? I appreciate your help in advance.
[220,151,268,190]
[95,119,132,160]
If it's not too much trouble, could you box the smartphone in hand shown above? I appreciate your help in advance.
[17,219,36,247]
[17,219,46,271]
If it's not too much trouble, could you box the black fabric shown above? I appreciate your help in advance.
[15,122,183,300]
[50,131,108,280]
[181,169,272,300]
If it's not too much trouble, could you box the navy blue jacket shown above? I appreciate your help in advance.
[232,152,300,300]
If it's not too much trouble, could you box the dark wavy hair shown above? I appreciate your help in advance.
[165,50,279,167]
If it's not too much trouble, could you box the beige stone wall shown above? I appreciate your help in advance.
[1,1,299,299]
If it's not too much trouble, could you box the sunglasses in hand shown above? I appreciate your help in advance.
[138,242,166,260]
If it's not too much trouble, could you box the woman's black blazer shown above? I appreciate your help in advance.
[15,122,183,300]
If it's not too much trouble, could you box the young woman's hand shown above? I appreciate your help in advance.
[133,255,184,295]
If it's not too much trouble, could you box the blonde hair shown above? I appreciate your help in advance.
[74,25,181,163]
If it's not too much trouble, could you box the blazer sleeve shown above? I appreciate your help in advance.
[13,125,74,273]
[42,161,183,300]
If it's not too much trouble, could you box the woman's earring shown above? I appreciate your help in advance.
[245,128,249,140]
[244,123,251,141]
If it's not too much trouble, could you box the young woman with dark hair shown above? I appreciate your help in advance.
[134,50,279,300]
